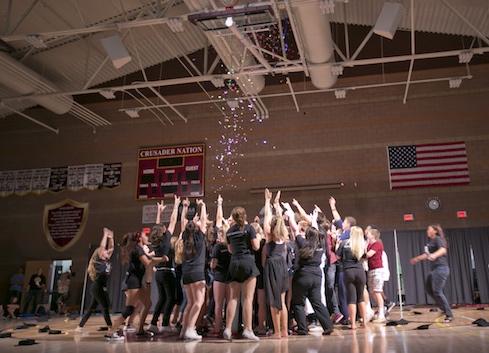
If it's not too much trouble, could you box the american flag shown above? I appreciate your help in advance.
[387,141,470,189]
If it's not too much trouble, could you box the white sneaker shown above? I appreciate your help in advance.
[74,326,83,333]
[147,324,159,335]
[184,329,202,341]
[366,309,375,323]
[105,330,125,341]
[123,325,136,333]
[223,328,232,341]
[242,329,260,341]
[372,317,387,324]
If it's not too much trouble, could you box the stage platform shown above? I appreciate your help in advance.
[1,307,488,353]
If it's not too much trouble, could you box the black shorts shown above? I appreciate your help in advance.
[227,255,260,283]
[126,274,143,290]
[213,271,229,284]
[182,271,205,285]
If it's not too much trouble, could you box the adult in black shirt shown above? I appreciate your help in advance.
[292,227,334,335]
[410,224,453,322]
[22,268,46,314]
[223,206,260,341]
[336,226,367,330]
[77,228,114,330]
[149,197,180,334]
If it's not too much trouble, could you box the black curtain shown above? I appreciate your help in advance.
[466,227,489,303]
[395,230,432,305]
[444,229,474,304]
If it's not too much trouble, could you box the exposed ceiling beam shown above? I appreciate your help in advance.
[2,46,489,103]
[403,0,416,104]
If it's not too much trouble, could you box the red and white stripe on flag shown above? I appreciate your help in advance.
[387,141,470,190]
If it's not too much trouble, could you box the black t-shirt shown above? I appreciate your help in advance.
[128,245,146,279]
[182,231,206,274]
[153,231,174,269]
[226,224,257,257]
[265,242,287,259]
[427,235,448,269]
[255,239,266,272]
[29,274,46,290]
[295,236,324,277]
[336,240,364,270]
[211,242,231,274]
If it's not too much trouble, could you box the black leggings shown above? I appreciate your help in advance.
[151,270,177,326]
[292,271,333,334]
[344,267,366,304]
[79,278,112,327]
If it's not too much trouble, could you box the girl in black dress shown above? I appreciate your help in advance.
[175,199,208,341]
[106,230,163,340]
[148,196,181,334]
[223,206,261,341]
[263,190,289,338]
[210,194,231,336]
[76,228,114,332]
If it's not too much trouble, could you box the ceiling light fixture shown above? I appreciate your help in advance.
[99,90,116,99]
[448,78,462,89]
[125,109,140,118]
[225,16,234,27]
[335,89,346,99]
[26,34,47,49]
[458,50,473,64]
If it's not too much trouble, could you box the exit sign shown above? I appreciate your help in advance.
[403,214,414,221]
[457,210,468,219]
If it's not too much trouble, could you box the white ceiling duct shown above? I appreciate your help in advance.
[0,51,73,114]
[291,0,337,89]
[183,0,265,96]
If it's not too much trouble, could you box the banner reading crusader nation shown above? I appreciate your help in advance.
[43,199,89,252]
[137,143,205,200]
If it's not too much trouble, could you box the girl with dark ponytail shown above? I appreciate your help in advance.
[291,226,334,336]
[177,199,208,341]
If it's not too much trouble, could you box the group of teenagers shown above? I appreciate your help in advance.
[76,190,453,341]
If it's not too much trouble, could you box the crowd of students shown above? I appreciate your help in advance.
[76,191,452,341]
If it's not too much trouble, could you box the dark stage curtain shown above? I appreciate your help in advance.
[466,227,489,303]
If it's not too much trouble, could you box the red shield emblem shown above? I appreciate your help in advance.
[43,199,89,251]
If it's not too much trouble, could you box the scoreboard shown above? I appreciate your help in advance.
[137,143,205,200]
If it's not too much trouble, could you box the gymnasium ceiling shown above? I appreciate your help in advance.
[0,0,488,132]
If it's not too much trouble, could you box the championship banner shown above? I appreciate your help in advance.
[137,144,205,200]
[0,170,16,197]
[67,165,86,191]
[43,199,89,252]
[102,163,122,188]
[14,169,33,195]
[49,167,68,193]
[31,168,51,194]
[83,164,104,190]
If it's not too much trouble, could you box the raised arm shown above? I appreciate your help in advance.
[282,202,298,238]
[273,191,283,217]
[168,195,181,235]
[329,197,341,222]
[156,200,166,225]
[216,195,223,228]
[292,199,312,223]
[197,199,208,234]
[263,188,273,236]
[98,228,114,258]
[180,198,190,234]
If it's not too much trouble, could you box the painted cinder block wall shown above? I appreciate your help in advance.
[0,65,488,304]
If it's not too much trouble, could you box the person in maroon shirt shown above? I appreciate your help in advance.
[366,228,386,323]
